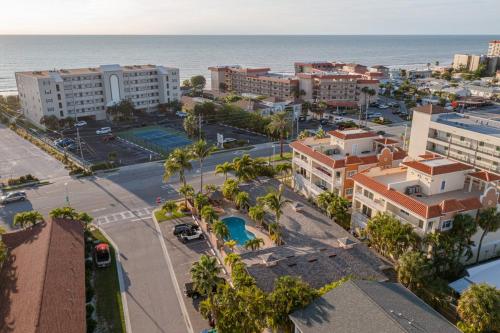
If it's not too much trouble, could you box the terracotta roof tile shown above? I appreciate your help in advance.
[290,141,336,168]
[328,130,378,140]
[402,160,473,176]
[374,138,399,145]
[440,200,465,213]
[468,171,500,182]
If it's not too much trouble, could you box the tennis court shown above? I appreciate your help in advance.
[119,126,192,153]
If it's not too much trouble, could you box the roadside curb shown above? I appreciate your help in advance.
[151,210,194,333]
[95,226,133,333]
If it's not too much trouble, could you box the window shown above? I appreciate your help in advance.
[460,136,465,141]
[363,189,374,200]
[347,171,356,178]
[442,220,453,230]
[345,188,353,195]
[479,141,485,146]
[440,181,446,191]
[418,220,424,229]
[361,205,372,218]
[400,209,410,216]
[427,221,433,230]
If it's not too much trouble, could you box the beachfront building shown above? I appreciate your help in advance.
[208,65,298,99]
[16,64,180,126]
[408,105,500,174]
[351,156,500,263]
[290,129,406,200]
[488,40,500,57]
[452,54,488,72]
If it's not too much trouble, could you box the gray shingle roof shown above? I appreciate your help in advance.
[290,280,461,333]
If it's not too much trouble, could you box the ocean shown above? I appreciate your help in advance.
[0,35,498,94]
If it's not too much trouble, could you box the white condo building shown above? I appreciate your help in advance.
[15,64,180,126]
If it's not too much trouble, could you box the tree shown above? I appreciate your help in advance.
[315,127,326,139]
[106,99,135,122]
[221,178,240,200]
[267,276,318,333]
[268,222,283,245]
[232,154,256,182]
[201,205,218,225]
[162,200,178,217]
[77,212,93,231]
[191,255,222,322]
[215,162,234,181]
[183,113,199,138]
[213,220,230,242]
[40,115,60,131]
[194,192,210,214]
[0,240,7,268]
[190,75,207,93]
[224,240,237,253]
[191,139,215,192]
[267,112,291,158]
[13,210,44,228]
[182,79,192,88]
[298,130,311,140]
[248,205,265,228]
[316,191,337,212]
[457,284,500,333]
[326,195,350,229]
[204,183,217,194]
[365,213,420,260]
[475,208,500,263]
[163,148,193,187]
[258,185,290,225]
[397,251,432,291]
[234,191,250,211]
[178,184,195,206]
[244,237,264,251]
[50,206,78,220]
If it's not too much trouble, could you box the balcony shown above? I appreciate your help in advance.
[355,194,385,211]
[310,182,328,195]
[311,166,333,183]
[293,157,310,170]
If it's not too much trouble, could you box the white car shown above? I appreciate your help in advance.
[223,138,236,143]
[0,191,27,204]
[75,120,87,127]
[96,127,112,135]
[378,104,390,109]
[178,229,204,243]
[175,111,188,118]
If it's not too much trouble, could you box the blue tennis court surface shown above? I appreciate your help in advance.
[120,126,191,152]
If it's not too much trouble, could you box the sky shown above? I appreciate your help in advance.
[1,0,499,35]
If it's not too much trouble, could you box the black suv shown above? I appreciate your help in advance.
[172,223,199,236]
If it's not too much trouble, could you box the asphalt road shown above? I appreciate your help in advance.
[0,130,289,333]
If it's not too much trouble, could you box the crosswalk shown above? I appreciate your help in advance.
[95,206,155,226]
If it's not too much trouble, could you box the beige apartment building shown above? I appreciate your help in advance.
[291,129,406,200]
[488,40,500,57]
[208,66,298,99]
[16,64,180,126]
[408,105,500,175]
[351,157,500,263]
[452,54,488,72]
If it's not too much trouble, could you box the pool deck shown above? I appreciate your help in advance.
[220,209,274,253]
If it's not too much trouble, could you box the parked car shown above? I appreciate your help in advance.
[378,104,390,109]
[320,119,328,125]
[54,137,75,148]
[0,191,27,204]
[172,223,199,236]
[178,228,204,243]
[75,120,87,127]
[368,112,382,119]
[93,242,111,268]
[223,138,237,144]
[175,111,188,118]
[96,127,112,135]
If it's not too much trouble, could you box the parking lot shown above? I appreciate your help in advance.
[159,216,219,332]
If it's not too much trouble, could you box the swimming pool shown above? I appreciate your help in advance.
[221,216,256,246]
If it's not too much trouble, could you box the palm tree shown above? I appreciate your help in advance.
[248,205,265,228]
[190,255,222,321]
[326,195,351,229]
[397,251,431,292]
[191,139,216,192]
[77,212,93,231]
[475,208,500,263]
[223,252,241,268]
[162,200,178,217]
[178,184,195,206]
[457,283,500,333]
[268,222,283,245]
[234,191,250,211]
[212,220,230,242]
[316,191,337,213]
[13,210,44,228]
[50,206,78,220]
[275,163,292,183]
[163,148,193,187]
[244,237,264,251]
[204,184,217,194]
[215,162,234,181]
[232,154,255,182]
[193,192,209,213]
[267,112,290,158]
[201,205,218,225]
[221,179,240,200]
[224,240,237,252]
[298,130,311,140]
[259,185,290,225]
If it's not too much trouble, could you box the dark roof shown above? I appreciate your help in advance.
[412,104,448,115]
[289,280,461,333]
[0,219,85,333]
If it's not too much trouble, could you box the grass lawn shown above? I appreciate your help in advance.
[154,209,187,222]
[268,151,292,161]
[90,229,126,333]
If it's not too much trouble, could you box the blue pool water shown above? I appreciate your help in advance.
[222,217,256,246]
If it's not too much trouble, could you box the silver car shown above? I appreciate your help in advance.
[0,191,27,204]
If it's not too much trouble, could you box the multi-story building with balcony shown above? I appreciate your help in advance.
[351,156,500,263]
[16,64,180,126]
[408,104,500,175]
[290,129,406,200]
[208,66,298,99]
[488,40,500,57]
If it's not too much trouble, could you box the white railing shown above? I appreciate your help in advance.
[311,166,332,183]
[292,157,310,170]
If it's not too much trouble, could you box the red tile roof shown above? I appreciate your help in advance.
[468,171,500,182]
[0,219,85,333]
[393,150,408,160]
[440,199,465,214]
[412,104,448,115]
[290,141,336,168]
[374,138,399,145]
[402,160,473,176]
[328,130,378,140]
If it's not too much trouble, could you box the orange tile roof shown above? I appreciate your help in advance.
[440,199,465,213]
[468,171,500,182]
[402,160,473,176]
[290,141,336,168]
[374,138,399,145]
[328,130,378,140]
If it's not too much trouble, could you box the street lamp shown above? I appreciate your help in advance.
[64,182,70,206]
